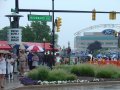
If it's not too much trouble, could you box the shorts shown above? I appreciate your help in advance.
[0,68,6,74]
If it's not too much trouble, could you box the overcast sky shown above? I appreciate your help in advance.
[0,0,120,49]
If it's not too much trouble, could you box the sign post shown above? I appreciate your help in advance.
[7,28,22,44]
[5,13,23,45]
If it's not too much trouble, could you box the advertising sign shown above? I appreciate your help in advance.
[7,28,22,44]
[102,29,116,35]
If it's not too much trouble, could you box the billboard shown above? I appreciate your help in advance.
[7,28,22,45]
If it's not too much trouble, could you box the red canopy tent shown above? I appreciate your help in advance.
[41,43,58,51]
[0,41,12,50]
[23,42,58,51]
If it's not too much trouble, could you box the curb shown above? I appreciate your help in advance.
[12,81,120,90]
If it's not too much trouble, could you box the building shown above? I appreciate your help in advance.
[74,29,118,52]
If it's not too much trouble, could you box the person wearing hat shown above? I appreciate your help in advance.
[0,53,6,88]
[18,50,27,76]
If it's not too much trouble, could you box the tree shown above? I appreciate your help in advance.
[28,21,54,43]
[0,26,9,40]
[0,21,58,45]
[87,41,102,54]
[21,25,34,42]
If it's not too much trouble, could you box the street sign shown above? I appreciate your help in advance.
[8,28,22,44]
[28,14,52,21]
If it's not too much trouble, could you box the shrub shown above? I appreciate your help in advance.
[54,65,73,73]
[27,69,39,80]
[27,66,50,80]
[66,74,77,81]
[47,69,76,81]
[96,69,114,78]
[116,72,120,78]
[71,65,80,76]
[96,65,118,78]
[71,64,95,77]
[37,66,50,81]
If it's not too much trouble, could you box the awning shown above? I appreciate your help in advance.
[0,41,12,50]
[41,43,58,51]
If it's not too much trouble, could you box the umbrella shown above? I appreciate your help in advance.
[96,54,103,58]
[19,43,26,50]
[13,44,28,50]
[27,45,44,52]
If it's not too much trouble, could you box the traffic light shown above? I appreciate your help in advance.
[56,17,62,32]
[92,9,96,20]
[109,11,116,20]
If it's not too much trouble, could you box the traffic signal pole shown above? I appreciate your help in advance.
[15,0,19,13]
[18,9,120,13]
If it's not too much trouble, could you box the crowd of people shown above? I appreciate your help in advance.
[0,48,80,88]
[0,49,59,88]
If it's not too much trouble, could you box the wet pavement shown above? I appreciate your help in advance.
[3,74,120,90]
[3,74,23,90]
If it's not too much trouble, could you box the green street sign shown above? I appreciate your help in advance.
[28,14,52,21]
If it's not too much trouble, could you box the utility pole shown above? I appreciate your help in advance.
[15,0,19,13]
[52,0,55,66]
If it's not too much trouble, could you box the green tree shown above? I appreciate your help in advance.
[0,26,9,40]
[21,25,34,42]
[29,21,53,43]
[87,41,102,54]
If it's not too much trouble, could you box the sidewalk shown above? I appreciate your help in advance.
[4,74,23,90]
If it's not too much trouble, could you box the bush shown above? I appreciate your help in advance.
[71,65,80,76]
[54,65,73,73]
[47,69,76,81]
[96,69,114,78]
[96,65,118,78]
[27,69,39,80]
[116,72,120,78]
[27,66,49,80]
[71,64,95,77]
[66,74,77,81]
[37,66,49,81]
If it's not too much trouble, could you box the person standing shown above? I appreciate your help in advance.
[48,52,54,69]
[0,53,6,88]
[18,50,27,76]
[55,53,61,65]
[27,52,33,70]
[6,54,14,80]
[32,53,39,69]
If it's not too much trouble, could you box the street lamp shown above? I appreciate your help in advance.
[43,38,46,65]
[43,38,46,52]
